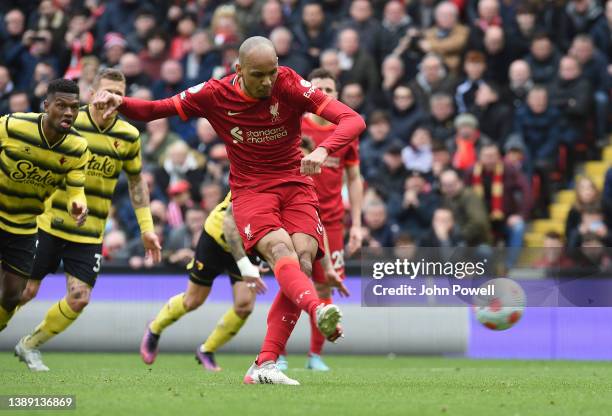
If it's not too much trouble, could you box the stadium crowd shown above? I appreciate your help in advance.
[1,0,612,271]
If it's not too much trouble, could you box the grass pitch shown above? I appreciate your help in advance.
[1,352,611,416]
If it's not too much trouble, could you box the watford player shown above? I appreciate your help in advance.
[140,191,267,372]
[0,78,88,337]
[14,69,162,372]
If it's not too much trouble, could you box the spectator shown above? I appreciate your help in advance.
[464,144,531,254]
[27,0,68,46]
[0,66,14,114]
[293,2,335,66]
[439,168,493,246]
[569,205,610,248]
[401,127,433,174]
[425,92,456,143]
[566,177,604,247]
[62,10,95,80]
[103,229,128,263]
[210,4,242,47]
[77,56,100,104]
[270,26,311,77]
[169,14,197,60]
[449,113,492,171]
[1,9,26,64]
[155,140,209,202]
[378,1,413,61]
[455,50,487,114]
[560,0,607,51]
[165,207,206,268]
[409,53,457,110]
[513,86,560,177]
[341,0,383,56]
[126,7,157,53]
[376,55,408,108]
[152,60,185,99]
[96,0,153,39]
[101,32,127,69]
[363,200,397,249]
[532,231,571,269]
[5,28,60,90]
[249,0,284,38]
[505,59,533,110]
[470,81,513,143]
[371,142,409,206]
[340,82,372,119]
[507,4,539,59]
[389,84,423,141]
[119,53,152,97]
[569,34,610,143]
[199,181,224,212]
[431,139,452,191]
[182,30,221,85]
[419,207,465,247]
[140,118,180,165]
[360,110,396,181]
[336,27,379,98]
[525,33,560,85]
[29,61,56,111]
[8,91,30,113]
[320,49,342,83]
[483,26,514,85]
[166,180,195,230]
[234,0,264,37]
[467,0,503,51]
[421,2,469,73]
[396,171,440,239]
[549,55,592,147]
[139,30,169,80]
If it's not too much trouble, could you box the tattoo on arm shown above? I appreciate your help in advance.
[223,204,247,261]
[128,174,150,209]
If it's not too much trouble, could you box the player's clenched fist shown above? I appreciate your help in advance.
[92,90,123,120]
[300,147,328,176]
[70,201,88,227]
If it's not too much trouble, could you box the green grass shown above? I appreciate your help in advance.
[1,353,612,416]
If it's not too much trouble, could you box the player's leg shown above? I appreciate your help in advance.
[17,236,96,371]
[0,230,38,332]
[197,274,255,372]
[142,231,219,364]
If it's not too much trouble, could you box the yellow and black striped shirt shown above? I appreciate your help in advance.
[204,192,231,252]
[38,106,142,244]
[0,113,88,235]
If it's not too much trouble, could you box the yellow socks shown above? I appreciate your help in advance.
[0,305,14,332]
[149,293,187,335]
[24,298,80,349]
[202,308,247,353]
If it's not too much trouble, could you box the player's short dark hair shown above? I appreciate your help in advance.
[307,68,339,91]
[47,78,79,97]
[93,68,126,87]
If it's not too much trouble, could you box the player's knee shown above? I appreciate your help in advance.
[67,288,91,312]
[298,252,313,277]
[183,293,205,311]
[268,242,295,262]
[234,302,253,319]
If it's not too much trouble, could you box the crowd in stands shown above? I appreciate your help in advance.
[2,0,612,271]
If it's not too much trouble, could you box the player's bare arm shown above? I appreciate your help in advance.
[223,204,267,294]
[346,164,364,256]
[128,174,162,264]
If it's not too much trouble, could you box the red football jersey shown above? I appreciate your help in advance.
[171,66,333,194]
[301,115,359,225]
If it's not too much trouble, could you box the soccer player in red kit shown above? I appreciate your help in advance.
[290,68,363,372]
[94,37,365,385]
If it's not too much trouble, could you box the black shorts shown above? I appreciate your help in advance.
[0,228,37,278]
[187,230,243,287]
[30,228,103,287]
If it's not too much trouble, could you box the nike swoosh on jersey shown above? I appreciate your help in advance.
[227,111,243,116]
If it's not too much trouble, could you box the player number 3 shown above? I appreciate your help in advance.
[93,253,102,272]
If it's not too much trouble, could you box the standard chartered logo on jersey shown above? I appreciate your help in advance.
[9,160,56,187]
[230,126,288,144]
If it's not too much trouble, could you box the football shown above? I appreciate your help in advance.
[474,278,526,331]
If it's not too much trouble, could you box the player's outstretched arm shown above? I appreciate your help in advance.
[93,91,178,122]
[127,173,162,264]
[223,204,267,294]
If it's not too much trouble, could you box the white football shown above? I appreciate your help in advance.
[473,278,526,331]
